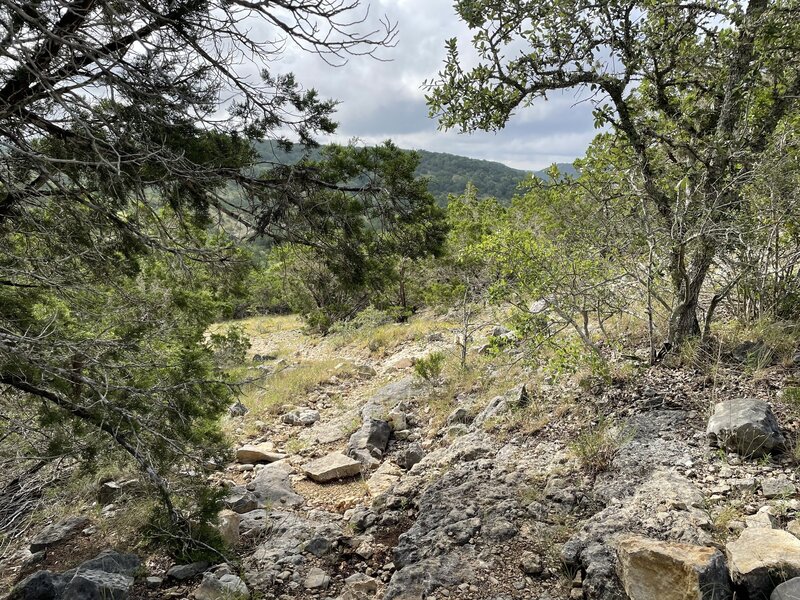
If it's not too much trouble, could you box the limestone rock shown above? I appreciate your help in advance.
[706,399,785,458]
[727,528,800,599]
[615,535,731,600]
[763,477,797,499]
[218,510,240,546]
[282,408,320,427]
[367,462,402,497]
[61,570,134,600]
[195,572,250,599]
[235,442,287,464]
[772,578,800,600]
[348,419,391,467]
[249,459,304,507]
[304,567,330,590]
[30,516,91,553]
[303,452,362,482]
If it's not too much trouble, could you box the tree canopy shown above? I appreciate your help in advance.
[0,0,449,550]
[427,0,800,345]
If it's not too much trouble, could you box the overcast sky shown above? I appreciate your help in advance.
[275,0,598,171]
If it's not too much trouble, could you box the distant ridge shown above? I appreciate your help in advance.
[254,141,578,206]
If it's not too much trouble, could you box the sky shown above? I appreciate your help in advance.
[273,0,599,172]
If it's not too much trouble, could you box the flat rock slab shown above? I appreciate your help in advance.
[615,535,731,600]
[236,442,287,464]
[707,398,785,458]
[30,516,91,553]
[728,528,800,599]
[303,453,362,483]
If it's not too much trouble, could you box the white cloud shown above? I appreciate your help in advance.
[260,0,599,171]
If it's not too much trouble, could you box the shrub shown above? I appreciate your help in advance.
[414,351,446,383]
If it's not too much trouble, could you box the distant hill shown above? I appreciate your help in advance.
[253,141,577,205]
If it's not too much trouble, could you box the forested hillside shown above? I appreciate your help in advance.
[254,140,577,204]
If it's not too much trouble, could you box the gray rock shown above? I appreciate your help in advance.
[8,571,60,600]
[706,398,785,458]
[304,567,330,590]
[282,408,320,427]
[30,516,92,553]
[303,452,362,482]
[166,561,209,581]
[396,443,424,470]
[229,400,249,417]
[195,572,250,599]
[763,477,797,499]
[249,459,305,507]
[145,576,163,588]
[446,407,472,426]
[238,509,269,537]
[773,578,800,600]
[727,528,800,599]
[348,419,391,466]
[61,570,134,600]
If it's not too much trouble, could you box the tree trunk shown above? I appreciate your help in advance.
[668,240,716,346]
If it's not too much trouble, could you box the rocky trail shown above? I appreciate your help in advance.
[6,315,800,600]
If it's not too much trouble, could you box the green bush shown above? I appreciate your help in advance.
[414,351,446,383]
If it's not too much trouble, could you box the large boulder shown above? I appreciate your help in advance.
[707,399,785,458]
[615,535,731,600]
[303,452,362,482]
[29,516,91,553]
[727,528,800,599]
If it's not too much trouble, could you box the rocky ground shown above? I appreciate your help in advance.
[5,314,800,600]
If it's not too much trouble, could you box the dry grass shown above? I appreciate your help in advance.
[331,314,456,356]
[237,360,357,428]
